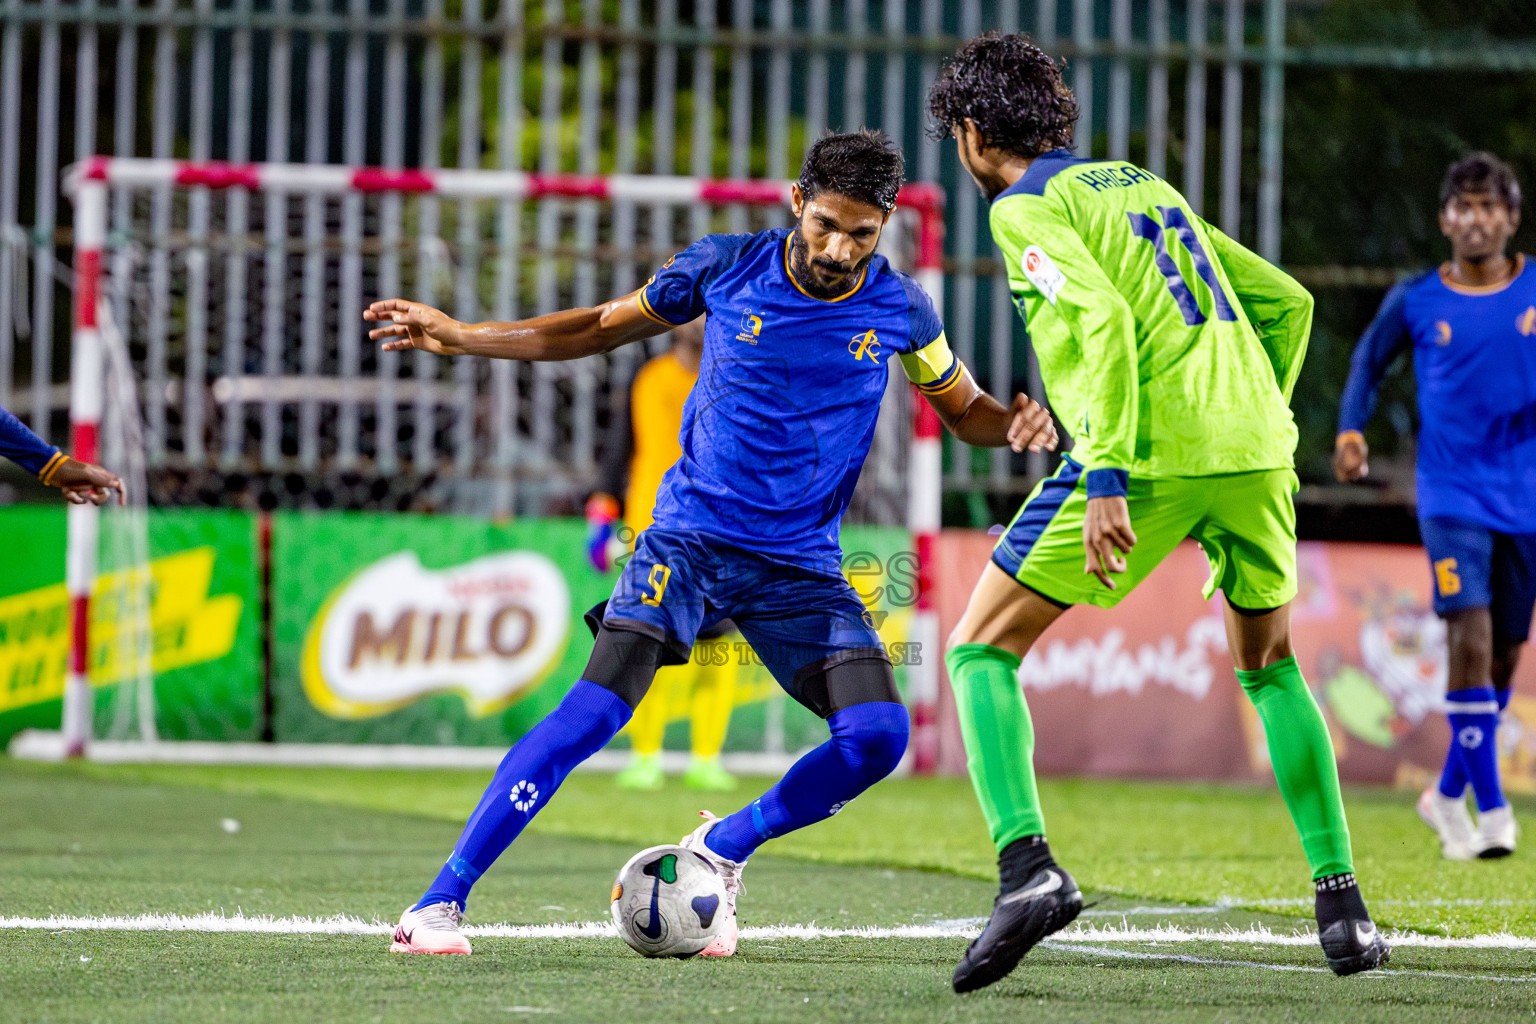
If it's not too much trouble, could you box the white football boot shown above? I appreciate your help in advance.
[391,901,472,955]
[1416,787,1485,861]
[679,810,745,957]
[1476,805,1519,858]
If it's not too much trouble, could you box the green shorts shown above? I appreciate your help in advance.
[991,457,1299,610]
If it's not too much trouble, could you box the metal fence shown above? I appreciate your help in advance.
[2,0,1310,514]
[71,161,941,521]
[44,0,1536,513]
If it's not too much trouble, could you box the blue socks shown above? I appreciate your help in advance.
[1439,685,1507,812]
[415,695,908,908]
[705,701,909,863]
[416,680,631,911]
[1437,686,1511,800]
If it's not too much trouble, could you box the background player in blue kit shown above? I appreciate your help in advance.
[362,130,1060,957]
[1336,152,1532,860]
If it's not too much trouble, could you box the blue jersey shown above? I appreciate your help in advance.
[1338,255,1536,533]
[0,403,64,481]
[636,227,959,569]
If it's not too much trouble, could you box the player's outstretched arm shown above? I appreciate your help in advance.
[47,458,127,506]
[0,403,125,505]
[364,289,670,361]
[1332,281,1413,483]
[924,366,1057,453]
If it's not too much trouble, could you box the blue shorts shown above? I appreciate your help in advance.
[1419,516,1536,641]
[587,528,888,705]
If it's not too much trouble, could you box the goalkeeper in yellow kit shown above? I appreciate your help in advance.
[926,33,1389,990]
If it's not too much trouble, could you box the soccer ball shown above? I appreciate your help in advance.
[610,844,727,958]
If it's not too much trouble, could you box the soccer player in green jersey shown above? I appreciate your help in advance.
[926,33,1390,990]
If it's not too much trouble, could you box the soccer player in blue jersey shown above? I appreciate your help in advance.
[363,130,1059,956]
[1336,152,1531,860]
[0,402,123,504]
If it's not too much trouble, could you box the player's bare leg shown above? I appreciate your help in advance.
[950,562,1068,656]
[1224,600,1390,975]
[947,564,1082,993]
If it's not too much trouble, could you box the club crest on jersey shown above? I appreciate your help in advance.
[1518,306,1536,337]
[848,329,883,363]
[736,309,763,344]
[1022,245,1066,305]
[1434,320,1452,346]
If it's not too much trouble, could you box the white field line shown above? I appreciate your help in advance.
[1081,898,1528,918]
[1062,921,1536,949]
[1046,942,1536,983]
[4,913,1536,953]
[1230,897,1521,909]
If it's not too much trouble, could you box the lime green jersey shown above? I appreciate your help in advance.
[989,149,1313,494]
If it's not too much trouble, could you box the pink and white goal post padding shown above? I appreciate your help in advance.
[63,158,947,771]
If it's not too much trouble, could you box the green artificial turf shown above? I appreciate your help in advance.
[2,759,1533,1023]
[46,758,1536,936]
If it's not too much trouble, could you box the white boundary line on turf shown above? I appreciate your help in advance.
[1063,922,1536,949]
[1046,942,1536,983]
[4,914,1536,952]
[1080,899,1528,917]
[1229,896,1522,909]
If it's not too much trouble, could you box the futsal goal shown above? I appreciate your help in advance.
[39,158,947,772]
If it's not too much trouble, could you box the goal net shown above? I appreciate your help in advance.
[46,158,945,768]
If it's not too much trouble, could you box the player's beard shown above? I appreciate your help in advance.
[789,232,874,299]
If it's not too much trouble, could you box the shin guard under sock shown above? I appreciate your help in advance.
[704,702,909,863]
[1235,656,1353,878]
[946,643,1046,851]
[1438,686,1510,801]
[417,680,631,910]
[1444,686,1506,813]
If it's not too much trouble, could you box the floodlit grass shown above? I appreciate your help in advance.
[48,758,1536,936]
[2,758,1533,1023]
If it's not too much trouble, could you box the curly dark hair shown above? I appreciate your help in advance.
[926,32,1079,159]
[1441,151,1523,212]
[797,128,905,214]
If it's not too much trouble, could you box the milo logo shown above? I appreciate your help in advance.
[300,550,571,719]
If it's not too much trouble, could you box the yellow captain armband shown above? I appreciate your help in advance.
[900,332,964,395]
[636,285,681,327]
[38,451,68,485]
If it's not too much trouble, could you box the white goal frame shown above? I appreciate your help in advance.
[61,158,948,770]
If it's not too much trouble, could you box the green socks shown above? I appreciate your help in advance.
[948,643,1351,878]
[1236,656,1354,879]
[946,643,1046,851]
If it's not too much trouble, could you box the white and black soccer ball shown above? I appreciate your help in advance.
[610,844,727,958]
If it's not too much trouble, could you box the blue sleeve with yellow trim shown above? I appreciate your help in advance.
[638,233,754,327]
[0,403,64,480]
[894,274,963,395]
[1338,279,1414,435]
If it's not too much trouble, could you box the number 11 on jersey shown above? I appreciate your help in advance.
[1127,205,1238,327]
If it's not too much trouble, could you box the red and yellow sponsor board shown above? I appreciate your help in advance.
[932,533,1536,793]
